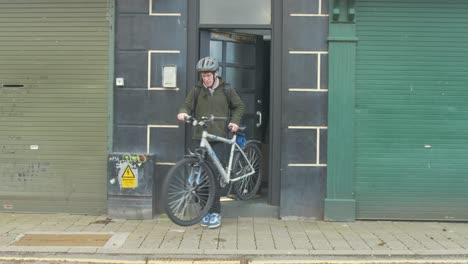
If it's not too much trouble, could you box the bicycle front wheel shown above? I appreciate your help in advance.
[232,142,263,200]
[162,157,216,226]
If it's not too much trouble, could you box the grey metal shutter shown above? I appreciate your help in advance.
[0,0,109,214]
[355,0,468,220]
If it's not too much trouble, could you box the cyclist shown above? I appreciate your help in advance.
[177,56,245,229]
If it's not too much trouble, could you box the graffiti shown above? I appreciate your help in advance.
[0,87,27,117]
[16,162,49,183]
[0,103,23,117]
[109,154,147,166]
[1,162,50,184]
[0,145,15,155]
[108,156,120,162]
[0,136,23,154]
[0,135,24,155]
[123,153,147,165]
[8,135,21,141]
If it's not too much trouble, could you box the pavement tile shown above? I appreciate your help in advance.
[237,217,256,250]
[179,225,203,249]
[0,235,17,246]
[425,232,463,249]
[139,221,171,249]
[67,247,99,253]
[159,226,185,249]
[339,231,371,250]
[376,238,408,250]
[0,226,16,235]
[80,224,106,232]
[369,228,408,250]
[316,222,354,250]
[255,239,275,250]
[116,220,143,233]
[0,214,16,224]
[2,213,468,258]
[390,232,426,250]
[199,226,221,250]
[122,233,148,249]
[218,218,237,250]
[253,221,274,250]
[253,222,270,233]
[99,220,126,232]
[443,232,468,249]
[302,222,332,250]
[407,232,445,250]
[269,219,294,250]
[123,224,155,249]
[285,221,314,250]
[320,229,352,250]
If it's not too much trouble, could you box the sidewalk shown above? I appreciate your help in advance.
[1,213,468,258]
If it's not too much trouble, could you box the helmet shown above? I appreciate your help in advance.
[196,57,219,72]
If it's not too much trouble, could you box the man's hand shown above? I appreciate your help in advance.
[177,113,189,122]
[228,123,239,133]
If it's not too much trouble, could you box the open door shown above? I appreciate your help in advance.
[200,31,268,143]
[199,30,275,215]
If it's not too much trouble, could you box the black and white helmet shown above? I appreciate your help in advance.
[196,56,219,72]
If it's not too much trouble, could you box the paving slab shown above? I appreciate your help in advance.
[0,212,468,258]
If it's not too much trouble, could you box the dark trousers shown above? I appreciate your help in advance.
[192,140,227,214]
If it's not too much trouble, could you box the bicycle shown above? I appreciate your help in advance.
[162,115,263,226]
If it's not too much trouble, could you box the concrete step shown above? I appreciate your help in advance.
[221,195,279,218]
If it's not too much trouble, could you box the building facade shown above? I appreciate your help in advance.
[1,0,467,221]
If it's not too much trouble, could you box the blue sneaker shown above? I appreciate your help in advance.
[200,213,211,227]
[208,213,221,229]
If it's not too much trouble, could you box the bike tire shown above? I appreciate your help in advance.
[162,157,216,226]
[232,142,263,200]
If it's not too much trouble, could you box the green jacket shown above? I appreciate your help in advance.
[179,78,245,139]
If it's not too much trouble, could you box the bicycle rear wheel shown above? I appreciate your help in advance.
[162,157,216,226]
[232,142,263,200]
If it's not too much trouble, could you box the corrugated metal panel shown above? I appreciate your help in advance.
[355,0,468,220]
[0,0,109,214]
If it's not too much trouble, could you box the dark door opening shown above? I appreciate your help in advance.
[199,30,274,217]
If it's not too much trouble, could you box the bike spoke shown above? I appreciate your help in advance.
[170,192,190,217]
[231,144,263,199]
[164,158,215,224]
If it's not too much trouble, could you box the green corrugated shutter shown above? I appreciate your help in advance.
[355,0,468,220]
[0,0,109,214]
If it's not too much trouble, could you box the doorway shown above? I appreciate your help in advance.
[199,29,275,217]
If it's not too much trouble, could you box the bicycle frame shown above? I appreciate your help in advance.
[199,130,255,184]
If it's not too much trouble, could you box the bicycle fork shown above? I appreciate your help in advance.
[188,165,202,187]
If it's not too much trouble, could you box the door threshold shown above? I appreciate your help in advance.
[221,196,278,218]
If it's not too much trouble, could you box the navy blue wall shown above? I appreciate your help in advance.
[114,0,188,213]
[113,0,330,218]
[280,0,329,218]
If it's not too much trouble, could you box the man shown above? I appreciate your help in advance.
[177,56,245,228]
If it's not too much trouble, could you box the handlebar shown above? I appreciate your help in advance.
[185,115,227,127]
[184,115,244,134]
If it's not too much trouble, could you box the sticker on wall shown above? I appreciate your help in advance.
[118,162,138,189]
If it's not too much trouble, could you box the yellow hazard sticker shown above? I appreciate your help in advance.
[121,165,136,188]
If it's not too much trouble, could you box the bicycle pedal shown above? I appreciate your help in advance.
[220,179,228,188]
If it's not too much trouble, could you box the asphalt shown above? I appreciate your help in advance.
[1,212,468,261]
